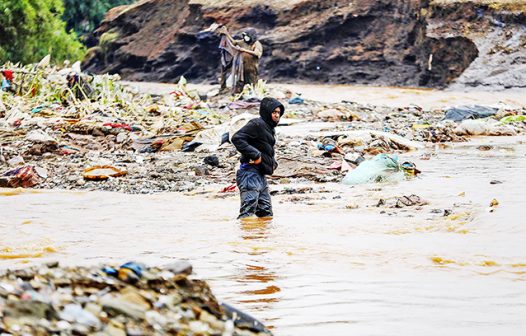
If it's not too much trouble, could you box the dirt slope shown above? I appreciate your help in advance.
[82,0,525,88]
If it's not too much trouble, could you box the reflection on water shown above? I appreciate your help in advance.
[236,218,280,319]
[1,137,526,335]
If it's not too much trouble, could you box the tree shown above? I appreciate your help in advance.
[63,0,136,36]
[0,0,85,64]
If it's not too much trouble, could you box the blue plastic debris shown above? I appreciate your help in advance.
[288,96,304,104]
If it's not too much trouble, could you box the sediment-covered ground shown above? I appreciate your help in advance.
[1,64,526,194]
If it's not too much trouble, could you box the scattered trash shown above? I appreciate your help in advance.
[220,184,237,193]
[182,141,203,152]
[1,70,14,92]
[221,302,271,334]
[227,101,260,110]
[317,142,344,155]
[1,166,42,188]
[103,261,145,284]
[489,198,499,212]
[204,155,220,167]
[82,166,127,180]
[375,194,428,208]
[443,105,498,122]
[455,119,516,136]
[342,154,405,185]
[344,152,365,165]
[477,145,493,151]
[394,194,427,208]
[328,160,342,170]
[26,129,57,143]
[103,123,141,132]
[318,108,345,122]
[0,58,524,194]
[346,203,359,209]
[288,96,304,104]
[400,161,421,177]
[412,123,431,130]
[500,115,526,123]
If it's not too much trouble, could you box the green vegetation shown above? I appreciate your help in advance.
[63,0,136,35]
[0,0,85,64]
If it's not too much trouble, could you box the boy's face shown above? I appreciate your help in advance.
[271,108,281,123]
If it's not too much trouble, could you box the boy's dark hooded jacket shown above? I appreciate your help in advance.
[232,97,285,175]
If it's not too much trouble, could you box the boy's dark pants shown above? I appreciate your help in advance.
[236,166,273,218]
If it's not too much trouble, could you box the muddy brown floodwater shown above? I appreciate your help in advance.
[123,81,526,109]
[1,86,526,335]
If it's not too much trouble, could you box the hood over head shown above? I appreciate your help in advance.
[259,97,284,127]
[242,28,258,43]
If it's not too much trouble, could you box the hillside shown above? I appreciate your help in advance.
[82,0,526,88]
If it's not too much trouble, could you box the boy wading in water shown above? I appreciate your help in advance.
[232,97,284,219]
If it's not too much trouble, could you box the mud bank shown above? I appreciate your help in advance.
[83,0,525,89]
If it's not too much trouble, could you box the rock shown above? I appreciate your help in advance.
[116,132,127,144]
[100,294,147,320]
[45,261,59,268]
[103,324,126,336]
[206,88,220,98]
[318,109,344,122]
[84,303,102,317]
[199,310,224,331]
[193,166,208,176]
[394,195,428,208]
[59,304,101,329]
[4,300,57,320]
[119,287,151,310]
[56,320,72,331]
[26,130,56,143]
[344,152,365,165]
[163,261,193,275]
[92,128,105,137]
[189,320,210,334]
[203,155,219,167]
[145,310,167,328]
[72,323,90,335]
[8,156,25,166]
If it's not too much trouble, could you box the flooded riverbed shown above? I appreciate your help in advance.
[124,81,526,110]
[1,135,525,335]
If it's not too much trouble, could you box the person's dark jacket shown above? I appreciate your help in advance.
[232,97,285,175]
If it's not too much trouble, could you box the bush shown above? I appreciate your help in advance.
[0,0,86,64]
[63,0,136,36]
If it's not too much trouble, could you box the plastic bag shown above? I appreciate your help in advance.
[342,154,404,185]
[443,105,497,122]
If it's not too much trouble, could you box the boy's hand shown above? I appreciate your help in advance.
[252,157,262,164]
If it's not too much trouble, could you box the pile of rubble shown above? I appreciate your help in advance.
[0,261,272,335]
[1,59,525,193]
